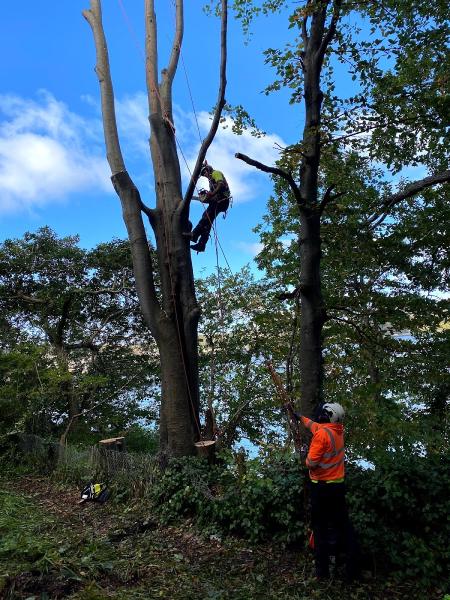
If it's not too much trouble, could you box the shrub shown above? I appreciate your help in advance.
[346,453,450,584]
[150,450,449,586]
[150,452,308,544]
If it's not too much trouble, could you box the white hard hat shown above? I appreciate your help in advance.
[321,402,345,423]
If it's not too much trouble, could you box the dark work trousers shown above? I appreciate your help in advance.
[310,481,359,579]
[191,196,229,249]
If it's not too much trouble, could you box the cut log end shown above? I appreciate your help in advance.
[195,439,216,463]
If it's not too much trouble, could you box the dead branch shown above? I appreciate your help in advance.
[161,0,183,115]
[235,152,305,208]
[144,0,161,116]
[83,0,125,174]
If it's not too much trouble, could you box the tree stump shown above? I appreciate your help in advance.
[98,436,126,452]
[98,436,126,476]
[195,440,216,464]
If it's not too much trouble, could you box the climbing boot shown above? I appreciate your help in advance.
[190,242,206,252]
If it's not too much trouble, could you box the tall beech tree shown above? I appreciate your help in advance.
[83,0,228,456]
[233,0,449,418]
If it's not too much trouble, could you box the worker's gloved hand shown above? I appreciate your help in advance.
[284,402,301,422]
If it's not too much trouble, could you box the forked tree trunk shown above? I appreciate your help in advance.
[83,0,227,456]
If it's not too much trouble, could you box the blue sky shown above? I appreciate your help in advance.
[0,2,303,275]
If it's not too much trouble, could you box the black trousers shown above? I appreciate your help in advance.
[191,197,229,248]
[310,481,359,579]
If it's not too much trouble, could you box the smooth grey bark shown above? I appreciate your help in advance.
[84,0,228,456]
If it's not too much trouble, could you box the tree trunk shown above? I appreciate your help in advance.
[54,344,80,429]
[111,156,201,456]
[296,6,329,417]
[298,213,326,416]
[84,0,227,458]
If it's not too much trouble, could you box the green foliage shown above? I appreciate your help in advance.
[149,451,449,586]
[151,452,307,543]
[347,453,450,584]
[197,267,293,448]
[0,228,159,441]
[123,425,159,454]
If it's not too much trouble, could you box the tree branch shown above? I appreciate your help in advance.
[235,152,305,208]
[367,170,450,228]
[144,0,161,116]
[55,296,73,344]
[182,0,228,210]
[84,1,162,338]
[161,0,183,117]
[318,185,346,214]
[83,0,125,174]
[317,0,342,64]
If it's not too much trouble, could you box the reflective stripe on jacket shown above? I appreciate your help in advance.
[301,416,345,481]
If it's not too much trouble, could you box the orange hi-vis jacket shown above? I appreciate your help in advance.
[301,416,345,481]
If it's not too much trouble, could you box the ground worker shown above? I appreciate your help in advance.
[184,163,230,252]
[285,401,359,581]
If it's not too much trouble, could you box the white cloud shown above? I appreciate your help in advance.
[115,92,150,156]
[234,241,264,256]
[0,91,111,214]
[177,111,286,203]
[0,90,286,215]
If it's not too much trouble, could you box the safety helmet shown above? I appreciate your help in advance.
[200,163,213,177]
[320,403,345,423]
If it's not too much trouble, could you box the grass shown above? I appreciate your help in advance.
[0,476,446,600]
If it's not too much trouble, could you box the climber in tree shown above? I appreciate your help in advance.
[185,162,231,252]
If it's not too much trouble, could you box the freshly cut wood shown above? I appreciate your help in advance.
[99,437,126,452]
[99,436,125,445]
[195,439,216,463]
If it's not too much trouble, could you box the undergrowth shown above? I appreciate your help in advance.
[1,477,446,600]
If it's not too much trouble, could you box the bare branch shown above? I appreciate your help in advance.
[144,0,161,116]
[235,152,305,208]
[83,0,125,174]
[182,0,228,209]
[367,170,450,229]
[111,171,163,336]
[161,0,183,116]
